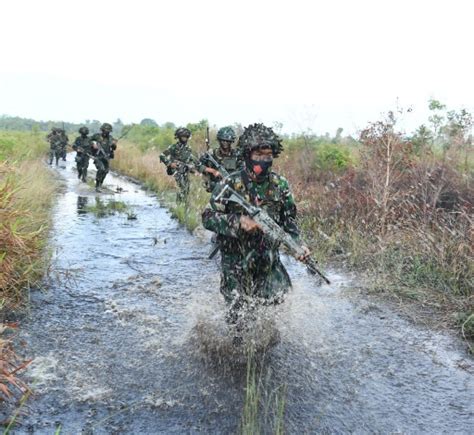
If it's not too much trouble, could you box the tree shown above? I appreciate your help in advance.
[140,118,158,127]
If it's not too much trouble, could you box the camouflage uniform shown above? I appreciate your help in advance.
[160,128,195,202]
[198,126,242,192]
[73,127,91,182]
[91,123,117,191]
[202,124,300,312]
[58,130,69,161]
[47,128,62,165]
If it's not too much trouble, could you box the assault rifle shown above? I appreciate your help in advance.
[214,184,331,284]
[206,152,229,178]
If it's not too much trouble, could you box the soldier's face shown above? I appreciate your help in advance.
[219,140,232,151]
[178,135,189,144]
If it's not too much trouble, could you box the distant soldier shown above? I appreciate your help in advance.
[72,126,91,182]
[90,123,117,191]
[197,126,242,192]
[160,127,196,203]
[57,129,69,161]
[46,127,61,166]
[202,123,310,324]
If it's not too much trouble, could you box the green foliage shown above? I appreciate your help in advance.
[123,124,176,152]
[0,131,48,161]
[186,119,208,133]
[314,143,352,172]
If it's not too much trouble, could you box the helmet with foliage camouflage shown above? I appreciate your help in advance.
[216,126,236,142]
[175,127,191,139]
[238,123,283,158]
[100,123,113,132]
[79,126,89,135]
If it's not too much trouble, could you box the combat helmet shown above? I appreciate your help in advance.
[175,127,191,139]
[237,123,284,158]
[216,126,236,142]
[79,126,89,135]
[100,123,113,132]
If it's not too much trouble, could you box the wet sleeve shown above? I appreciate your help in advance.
[279,178,300,240]
[160,146,177,175]
[202,182,241,237]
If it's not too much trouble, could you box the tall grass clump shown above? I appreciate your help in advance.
[1,130,58,419]
[241,351,286,435]
[0,136,58,308]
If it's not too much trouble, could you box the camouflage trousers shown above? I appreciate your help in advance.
[94,156,109,186]
[174,171,190,203]
[49,147,61,165]
[75,153,89,181]
[219,246,292,307]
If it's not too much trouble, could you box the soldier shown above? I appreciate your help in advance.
[197,126,242,192]
[54,128,69,161]
[202,123,310,324]
[72,126,91,182]
[90,123,117,192]
[160,127,196,203]
[46,127,61,166]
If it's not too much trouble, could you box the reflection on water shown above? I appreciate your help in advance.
[77,195,88,215]
[11,157,474,434]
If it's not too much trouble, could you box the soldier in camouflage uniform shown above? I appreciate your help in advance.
[90,123,117,191]
[197,126,242,192]
[160,127,196,203]
[60,129,69,161]
[202,123,310,321]
[47,127,62,166]
[72,126,91,182]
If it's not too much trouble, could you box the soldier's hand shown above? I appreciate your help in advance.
[298,245,311,261]
[240,216,261,233]
[170,162,178,169]
[206,168,221,178]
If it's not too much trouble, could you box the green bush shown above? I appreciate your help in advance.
[314,143,352,172]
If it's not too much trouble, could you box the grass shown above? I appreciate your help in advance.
[241,350,286,434]
[0,130,58,418]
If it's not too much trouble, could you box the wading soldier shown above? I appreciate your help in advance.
[90,123,117,192]
[72,126,91,182]
[202,123,310,324]
[197,126,242,192]
[47,127,61,166]
[58,129,69,161]
[160,127,196,203]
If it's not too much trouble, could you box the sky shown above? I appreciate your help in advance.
[0,0,473,135]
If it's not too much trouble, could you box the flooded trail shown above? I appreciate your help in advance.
[10,158,473,433]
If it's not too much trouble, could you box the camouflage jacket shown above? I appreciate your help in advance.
[73,135,92,154]
[160,142,196,175]
[90,133,116,158]
[203,169,300,256]
[47,133,67,149]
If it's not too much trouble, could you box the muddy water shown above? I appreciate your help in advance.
[10,158,473,433]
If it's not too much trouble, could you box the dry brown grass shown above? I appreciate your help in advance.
[0,161,58,308]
